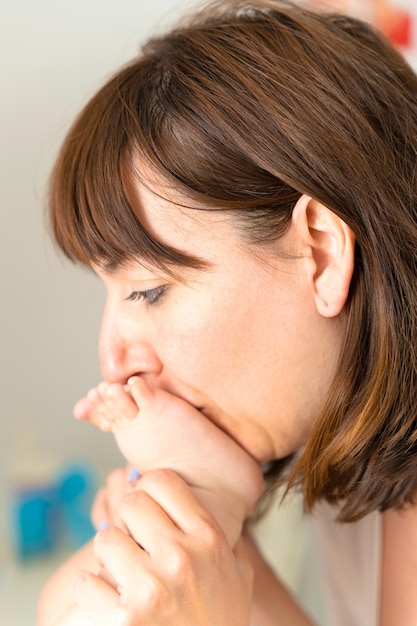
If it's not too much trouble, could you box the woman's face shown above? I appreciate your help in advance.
[96,171,344,464]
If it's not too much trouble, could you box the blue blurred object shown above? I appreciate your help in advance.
[58,463,96,549]
[12,483,60,559]
[11,461,96,559]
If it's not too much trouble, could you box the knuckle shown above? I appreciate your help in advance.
[167,542,193,578]
[137,572,168,611]
[94,522,120,548]
[115,607,135,626]
[119,488,147,511]
[141,467,177,487]
[73,570,92,601]
[198,519,228,558]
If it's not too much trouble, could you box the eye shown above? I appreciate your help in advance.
[126,285,168,306]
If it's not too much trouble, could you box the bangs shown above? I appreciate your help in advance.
[49,16,300,271]
[48,61,208,275]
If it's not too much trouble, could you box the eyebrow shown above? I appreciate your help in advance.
[101,251,213,278]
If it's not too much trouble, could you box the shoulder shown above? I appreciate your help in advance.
[381,504,417,625]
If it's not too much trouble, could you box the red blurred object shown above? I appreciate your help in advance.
[306,1,414,51]
[378,8,412,48]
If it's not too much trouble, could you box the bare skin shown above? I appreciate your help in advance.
[39,186,353,625]
[48,472,315,626]
[74,375,264,548]
[38,381,264,626]
[381,506,417,625]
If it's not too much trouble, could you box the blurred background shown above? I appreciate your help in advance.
[1,0,416,624]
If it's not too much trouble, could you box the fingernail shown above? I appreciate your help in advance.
[127,376,139,386]
[128,467,141,484]
[97,520,110,531]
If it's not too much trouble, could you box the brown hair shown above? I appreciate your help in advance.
[49,0,417,522]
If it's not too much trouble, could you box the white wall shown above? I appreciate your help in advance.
[0,0,192,502]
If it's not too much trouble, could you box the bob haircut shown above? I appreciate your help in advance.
[49,0,417,522]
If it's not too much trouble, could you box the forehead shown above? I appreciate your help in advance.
[128,167,240,259]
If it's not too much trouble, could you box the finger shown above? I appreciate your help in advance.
[90,487,110,530]
[93,525,151,594]
[94,491,176,564]
[91,467,130,530]
[125,469,224,538]
[73,570,120,625]
[116,489,180,556]
[106,468,130,529]
[107,467,129,508]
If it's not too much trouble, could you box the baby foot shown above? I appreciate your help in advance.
[73,381,138,431]
[75,377,264,546]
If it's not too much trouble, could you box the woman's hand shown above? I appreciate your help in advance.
[44,468,313,626]
[90,465,133,531]
[73,469,254,625]
[38,466,132,626]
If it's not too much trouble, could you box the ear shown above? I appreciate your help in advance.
[291,195,355,317]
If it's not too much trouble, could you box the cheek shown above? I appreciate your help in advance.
[159,321,221,385]
[157,297,267,398]
[155,292,242,387]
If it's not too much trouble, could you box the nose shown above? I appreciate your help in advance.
[98,300,162,384]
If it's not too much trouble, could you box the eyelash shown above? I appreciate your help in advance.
[126,285,168,306]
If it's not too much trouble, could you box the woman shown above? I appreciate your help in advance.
[39,0,417,623]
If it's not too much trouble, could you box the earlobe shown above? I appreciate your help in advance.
[292,195,355,318]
